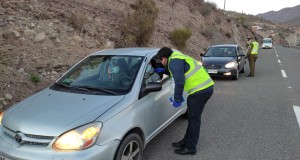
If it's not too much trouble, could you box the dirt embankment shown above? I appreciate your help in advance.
[0,0,273,112]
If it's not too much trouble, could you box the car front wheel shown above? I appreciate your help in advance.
[232,70,239,80]
[114,133,143,160]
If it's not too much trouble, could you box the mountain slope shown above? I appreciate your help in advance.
[0,0,286,111]
[257,5,300,24]
[288,16,300,25]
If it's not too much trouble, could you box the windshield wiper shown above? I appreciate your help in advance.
[78,86,118,95]
[55,82,71,88]
[55,82,118,95]
[55,82,89,92]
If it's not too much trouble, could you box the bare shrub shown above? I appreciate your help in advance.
[69,12,88,31]
[118,0,158,47]
[235,15,246,24]
[201,28,214,39]
[225,32,231,38]
[216,17,222,24]
[30,74,41,84]
[205,1,217,10]
[170,28,192,49]
[226,17,232,23]
[199,6,212,16]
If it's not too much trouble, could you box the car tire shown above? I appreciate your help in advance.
[114,133,143,160]
[232,70,238,80]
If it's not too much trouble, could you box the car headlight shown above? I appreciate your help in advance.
[53,122,102,151]
[0,111,4,125]
[225,62,236,68]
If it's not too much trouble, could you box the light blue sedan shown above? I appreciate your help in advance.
[0,48,188,160]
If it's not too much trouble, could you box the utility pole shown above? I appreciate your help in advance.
[224,0,226,10]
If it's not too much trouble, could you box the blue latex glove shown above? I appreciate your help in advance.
[154,68,165,73]
[172,101,182,108]
[169,97,183,108]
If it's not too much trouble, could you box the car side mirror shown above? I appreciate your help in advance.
[145,82,162,92]
[200,53,204,57]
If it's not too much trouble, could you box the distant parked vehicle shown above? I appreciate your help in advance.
[283,44,290,48]
[262,38,273,49]
[200,44,246,80]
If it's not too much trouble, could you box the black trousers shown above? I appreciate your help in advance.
[183,88,213,150]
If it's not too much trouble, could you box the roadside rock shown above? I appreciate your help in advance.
[49,36,61,44]
[72,35,83,44]
[105,40,115,49]
[34,32,46,43]
[84,40,97,49]
[2,29,21,39]
[18,68,28,75]
[2,101,8,106]
[24,29,35,37]
[5,94,13,101]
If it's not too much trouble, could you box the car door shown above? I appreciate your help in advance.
[138,62,178,142]
[237,46,246,71]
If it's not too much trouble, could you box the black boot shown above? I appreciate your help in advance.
[174,148,197,155]
[172,140,185,148]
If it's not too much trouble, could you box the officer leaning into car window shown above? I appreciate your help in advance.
[144,60,161,84]
[155,47,214,155]
[245,36,259,77]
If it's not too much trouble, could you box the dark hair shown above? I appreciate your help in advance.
[157,47,173,60]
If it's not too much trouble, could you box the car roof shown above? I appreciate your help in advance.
[91,47,160,56]
[210,44,238,48]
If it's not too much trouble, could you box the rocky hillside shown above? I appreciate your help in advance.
[0,0,288,112]
[257,4,300,25]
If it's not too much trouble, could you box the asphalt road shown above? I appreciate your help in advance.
[142,46,300,160]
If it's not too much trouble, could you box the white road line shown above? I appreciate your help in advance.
[293,106,300,128]
[276,55,278,57]
[288,87,292,89]
[278,60,281,63]
[281,70,287,78]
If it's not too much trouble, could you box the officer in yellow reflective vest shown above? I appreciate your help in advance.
[246,36,259,77]
[155,47,214,155]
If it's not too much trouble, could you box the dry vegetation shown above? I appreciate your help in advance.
[117,0,158,47]
[0,0,292,112]
[170,28,192,49]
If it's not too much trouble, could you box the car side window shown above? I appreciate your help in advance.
[139,57,164,99]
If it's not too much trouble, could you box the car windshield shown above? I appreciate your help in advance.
[51,55,144,95]
[204,46,237,57]
[263,40,272,43]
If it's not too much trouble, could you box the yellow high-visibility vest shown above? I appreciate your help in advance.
[251,41,259,54]
[168,52,214,95]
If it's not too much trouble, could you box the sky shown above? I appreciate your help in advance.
[205,0,300,15]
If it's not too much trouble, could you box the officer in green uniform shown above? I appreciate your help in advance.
[155,47,214,155]
[246,36,259,77]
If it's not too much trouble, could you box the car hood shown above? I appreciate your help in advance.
[202,57,235,65]
[3,88,124,136]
